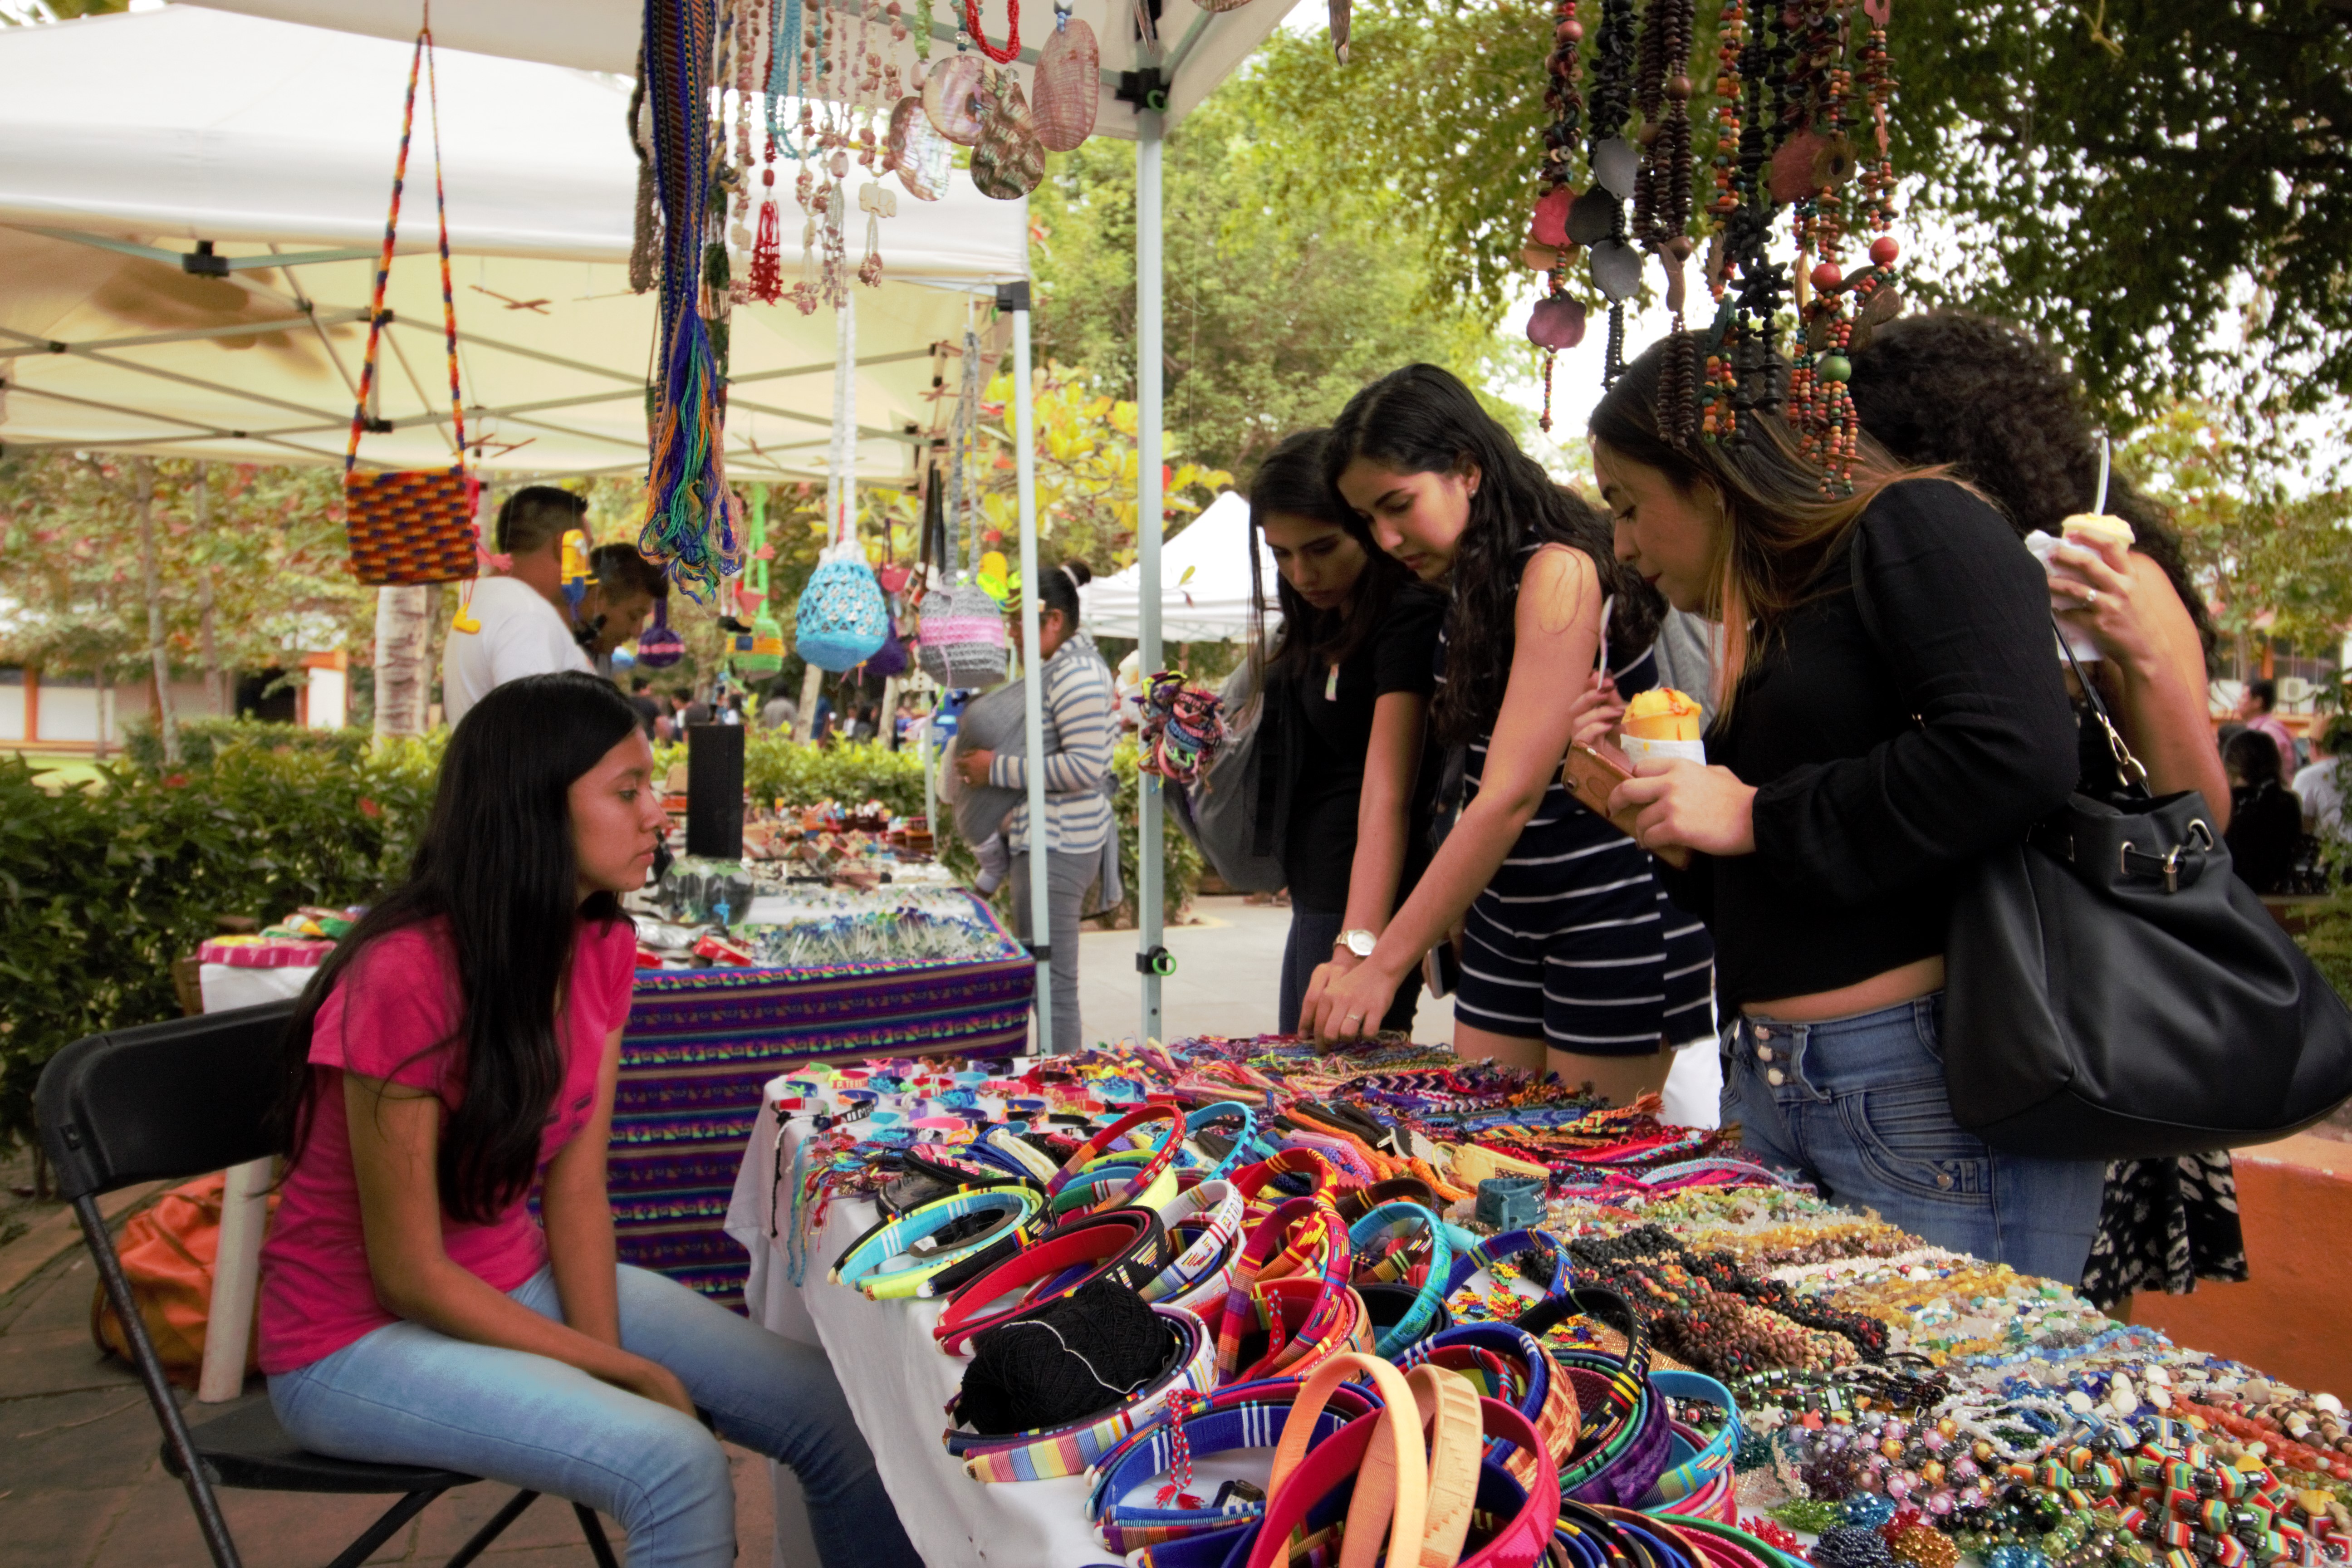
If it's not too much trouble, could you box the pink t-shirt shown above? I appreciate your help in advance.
[257,916,636,1375]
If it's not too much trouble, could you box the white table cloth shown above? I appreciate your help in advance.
[725,1101,1119,1568]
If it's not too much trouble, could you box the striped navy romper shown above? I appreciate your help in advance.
[1440,567,1716,1055]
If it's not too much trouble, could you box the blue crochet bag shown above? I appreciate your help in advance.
[795,541,888,671]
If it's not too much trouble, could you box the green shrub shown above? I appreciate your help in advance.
[650,734,931,818]
[0,735,441,1151]
[121,716,373,771]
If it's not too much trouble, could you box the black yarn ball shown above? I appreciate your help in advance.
[957,1281,1173,1437]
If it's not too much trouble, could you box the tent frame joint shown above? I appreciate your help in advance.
[1115,66,1169,112]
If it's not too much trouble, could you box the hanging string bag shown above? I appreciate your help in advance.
[795,308,890,671]
[637,0,745,602]
[340,14,480,590]
[917,324,1009,688]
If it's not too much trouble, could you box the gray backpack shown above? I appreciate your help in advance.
[1166,659,1286,892]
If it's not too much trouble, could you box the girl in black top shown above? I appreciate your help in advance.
[1245,431,1446,1035]
[2225,729,2304,895]
[1593,335,2107,1282]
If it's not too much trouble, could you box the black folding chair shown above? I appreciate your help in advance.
[34,1001,619,1568]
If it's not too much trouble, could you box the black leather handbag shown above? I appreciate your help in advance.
[1940,644,2352,1158]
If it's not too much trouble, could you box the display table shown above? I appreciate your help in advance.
[724,1099,1108,1568]
[616,890,1034,1303]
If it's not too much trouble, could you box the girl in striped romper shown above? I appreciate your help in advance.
[1303,365,1714,1105]
[954,561,1118,1055]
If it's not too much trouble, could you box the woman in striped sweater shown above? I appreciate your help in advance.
[954,562,1119,1055]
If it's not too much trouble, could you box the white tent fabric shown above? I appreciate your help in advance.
[0,5,1026,476]
[1079,488,1276,642]
[188,0,1296,142]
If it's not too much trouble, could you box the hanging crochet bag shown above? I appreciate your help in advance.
[341,23,479,588]
[919,581,1009,689]
[796,539,890,671]
[636,597,686,669]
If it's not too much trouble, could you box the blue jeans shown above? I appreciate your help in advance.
[268,1264,918,1568]
[1722,994,2105,1283]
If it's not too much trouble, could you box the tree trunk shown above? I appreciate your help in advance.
[194,467,224,716]
[373,584,436,738]
[133,458,180,765]
[794,661,824,742]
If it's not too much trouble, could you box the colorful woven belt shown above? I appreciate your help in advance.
[1087,1377,1382,1554]
[1182,1101,1265,1181]
[1141,1180,1244,1305]
[933,1205,1170,1356]
[1344,1200,1453,1356]
[946,1304,1216,1482]
[1212,1196,1348,1382]
[1445,1228,1574,1307]
[826,1186,1044,1300]
[1044,1104,1184,1216]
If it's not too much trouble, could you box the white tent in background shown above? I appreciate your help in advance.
[1080,490,1277,642]
[0,5,1025,478]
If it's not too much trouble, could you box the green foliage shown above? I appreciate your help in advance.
[2128,405,2352,657]
[652,733,929,818]
[0,455,361,676]
[1892,1,2352,424]
[0,734,442,1152]
[1240,0,2352,429]
[1032,71,1524,480]
[2293,892,2352,1002]
[120,717,373,772]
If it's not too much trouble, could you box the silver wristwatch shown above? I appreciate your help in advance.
[1335,928,1378,959]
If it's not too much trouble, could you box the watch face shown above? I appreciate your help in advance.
[1344,930,1377,958]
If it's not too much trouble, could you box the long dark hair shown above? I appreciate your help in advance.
[1847,310,2217,664]
[1246,429,1415,692]
[1327,364,1623,745]
[273,671,642,1223]
[1590,336,1931,720]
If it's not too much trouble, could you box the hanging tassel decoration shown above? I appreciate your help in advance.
[750,167,785,302]
[637,0,744,603]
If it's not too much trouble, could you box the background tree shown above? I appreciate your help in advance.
[1245,0,2352,431]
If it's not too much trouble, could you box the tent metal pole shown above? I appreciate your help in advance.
[1006,283,1054,1053]
[1136,107,1167,1046]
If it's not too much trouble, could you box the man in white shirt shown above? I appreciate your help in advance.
[2295,717,2352,843]
[441,486,594,727]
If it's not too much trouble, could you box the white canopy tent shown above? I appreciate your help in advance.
[3,0,1307,1048]
[0,4,1026,480]
[177,0,1304,1042]
[1081,489,1279,642]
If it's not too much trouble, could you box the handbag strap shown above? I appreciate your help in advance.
[1843,521,2149,799]
[346,17,466,475]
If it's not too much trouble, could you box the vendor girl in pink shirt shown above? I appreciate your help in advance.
[257,671,917,1568]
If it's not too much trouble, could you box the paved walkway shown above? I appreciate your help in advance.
[0,1227,779,1565]
[1069,892,1453,1049]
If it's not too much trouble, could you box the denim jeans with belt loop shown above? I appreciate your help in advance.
[1721,992,2105,1283]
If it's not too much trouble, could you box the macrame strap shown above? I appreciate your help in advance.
[345,19,466,475]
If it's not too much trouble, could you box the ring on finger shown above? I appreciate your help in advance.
[2083,588,2100,609]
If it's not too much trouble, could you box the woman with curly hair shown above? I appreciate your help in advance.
[1302,364,1714,1107]
[1847,310,2244,1309]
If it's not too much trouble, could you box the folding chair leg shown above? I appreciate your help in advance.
[441,1488,540,1568]
[321,1488,442,1568]
[75,1196,243,1568]
[576,1501,622,1568]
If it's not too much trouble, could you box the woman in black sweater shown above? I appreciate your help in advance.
[1592,336,2107,1282]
